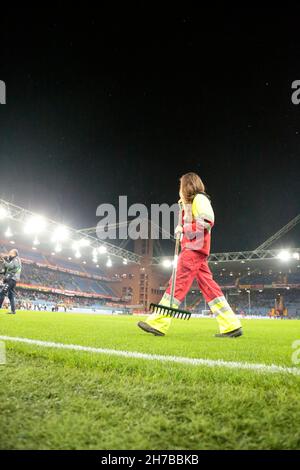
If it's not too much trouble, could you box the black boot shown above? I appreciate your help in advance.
[215,328,243,338]
[137,321,165,336]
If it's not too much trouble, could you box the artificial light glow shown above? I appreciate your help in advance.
[0,206,8,220]
[55,243,62,253]
[98,245,107,254]
[72,241,79,250]
[52,225,69,242]
[24,215,47,234]
[5,227,12,238]
[292,252,300,260]
[79,238,90,247]
[106,258,112,267]
[277,250,291,261]
[33,237,40,246]
[75,250,81,259]
[162,259,172,268]
[123,259,128,265]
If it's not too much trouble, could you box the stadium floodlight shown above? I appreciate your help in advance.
[24,215,47,235]
[123,258,128,265]
[98,245,107,254]
[72,241,79,250]
[0,206,8,220]
[55,243,62,253]
[52,225,70,243]
[106,258,112,267]
[75,250,81,259]
[33,236,40,246]
[4,227,12,238]
[79,238,90,247]
[162,259,172,268]
[292,252,300,260]
[277,250,291,261]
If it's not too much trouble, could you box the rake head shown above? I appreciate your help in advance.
[149,303,191,320]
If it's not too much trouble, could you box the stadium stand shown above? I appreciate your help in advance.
[20,263,116,297]
[22,249,48,264]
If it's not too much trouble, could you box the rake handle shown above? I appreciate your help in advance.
[170,203,183,307]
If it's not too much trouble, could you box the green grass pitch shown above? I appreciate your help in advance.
[0,310,300,450]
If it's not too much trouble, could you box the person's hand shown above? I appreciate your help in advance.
[175,225,183,238]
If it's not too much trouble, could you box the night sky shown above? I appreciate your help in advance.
[0,7,299,253]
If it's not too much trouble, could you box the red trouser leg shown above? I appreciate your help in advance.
[146,249,197,334]
[165,249,198,304]
[195,257,224,302]
[195,257,242,333]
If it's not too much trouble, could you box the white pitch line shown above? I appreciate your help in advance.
[1,335,300,377]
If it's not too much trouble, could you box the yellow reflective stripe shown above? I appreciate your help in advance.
[210,301,226,312]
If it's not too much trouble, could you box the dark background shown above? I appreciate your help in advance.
[0,7,299,252]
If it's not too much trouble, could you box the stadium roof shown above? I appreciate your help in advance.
[0,198,141,267]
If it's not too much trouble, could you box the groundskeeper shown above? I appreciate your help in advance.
[138,172,243,338]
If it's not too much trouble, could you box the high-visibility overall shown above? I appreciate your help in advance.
[145,193,242,335]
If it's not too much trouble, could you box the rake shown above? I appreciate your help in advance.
[149,204,192,320]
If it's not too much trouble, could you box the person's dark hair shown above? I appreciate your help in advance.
[180,173,206,203]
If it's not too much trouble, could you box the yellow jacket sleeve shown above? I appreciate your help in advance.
[192,194,215,224]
